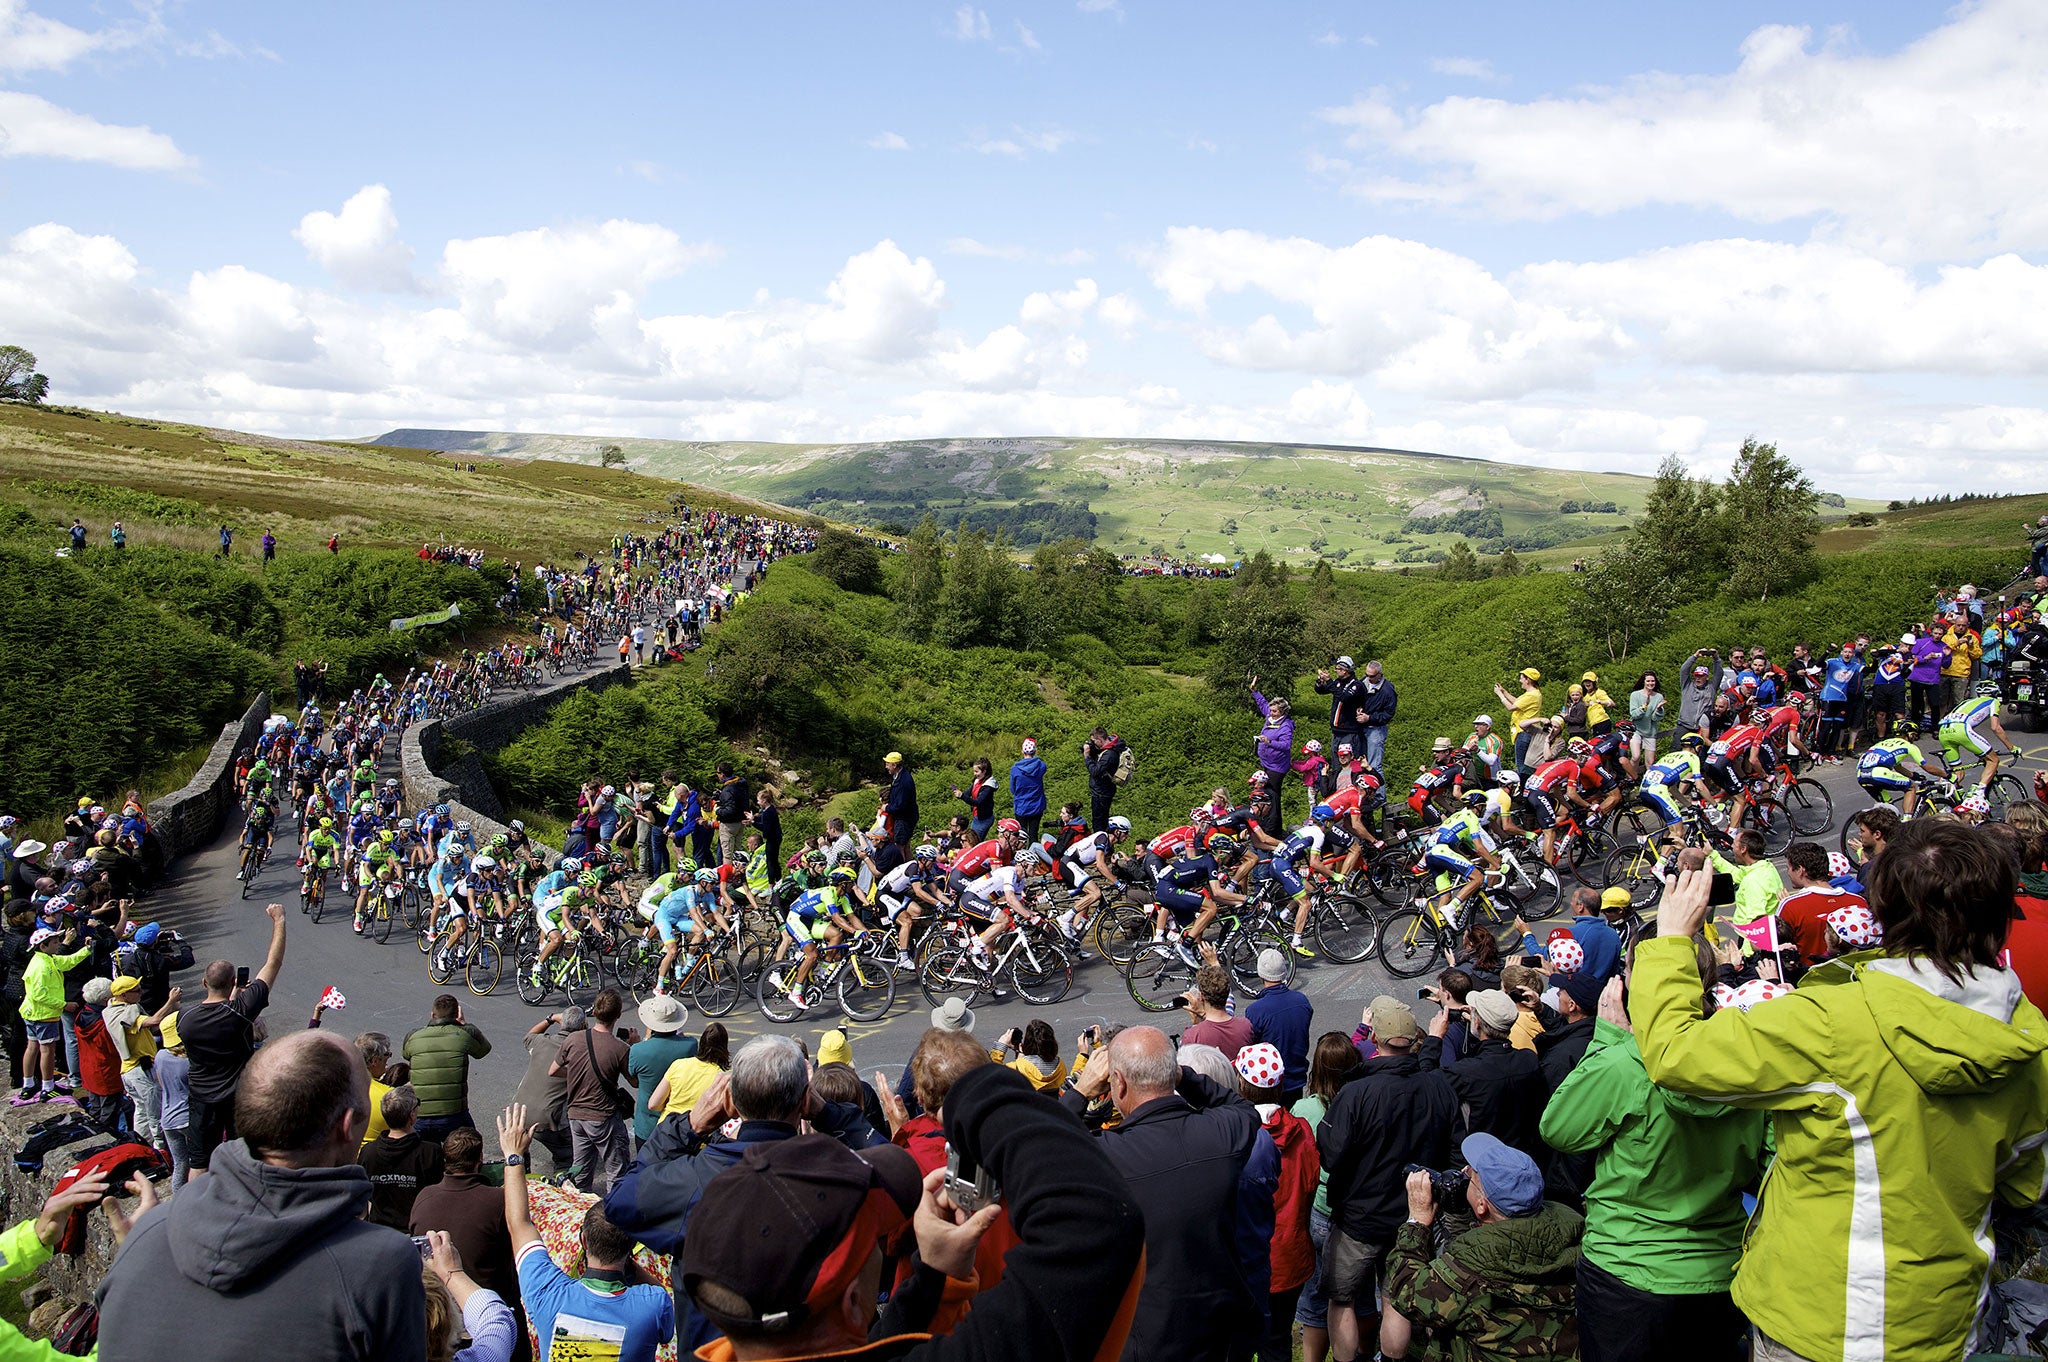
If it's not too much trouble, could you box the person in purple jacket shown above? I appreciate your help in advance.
[1907,622,1951,728]
[1250,676,1296,825]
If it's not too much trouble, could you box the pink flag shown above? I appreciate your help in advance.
[1731,917,1781,955]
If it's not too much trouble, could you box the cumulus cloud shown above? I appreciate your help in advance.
[1320,0,2048,260]
[295,185,420,293]
[0,0,113,72]
[1020,278,1099,330]
[0,89,191,169]
[865,131,909,150]
[439,219,718,349]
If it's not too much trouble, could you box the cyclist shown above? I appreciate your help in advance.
[1636,735,1707,836]
[394,816,429,872]
[1936,692,2014,789]
[947,821,1020,893]
[300,816,343,894]
[649,866,729,995]
[1858,722,1944,816]
[774,866,864,1009]
[1702,720,1771,833]
[437,818,477,863]
[354,830,402,934]
[375,777,403,819]
[875,844,948,972]
[1526,742,1595,867]
[1270,803,1352,957]
[351,756,378,801]
[1407,739,1468,820]
[1152,832,1246,967]
[1759,694,1811,768]
[237,794,276,881]
[1585,721,1639,791]
[1424,790,1502,921]
[435,854,506,972]
[528,875,599,991]
[1059,815,1130,935]
[345,797,381,869]
[636,864,687,920]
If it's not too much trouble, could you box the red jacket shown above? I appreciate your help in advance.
[2004,891,2048,1016]
[1263,1105,1321,1293]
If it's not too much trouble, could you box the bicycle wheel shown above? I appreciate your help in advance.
[1601,843,1665,911]
[400,883,424,932]
[1008,938,1073,1005]
[239,861,252,900]
[837,953,897,1022]
[1749,800,1794,857]
[429,929,460,983]
[299,881,315,916]
[1783,778,1833,835]
[918,948,985,1009]
[1364,851,1419,906]
[734,941,776,987]
[1312,893,1379,964]
[1123,944,1193,1013]
[689,949,743,1017]
[1614,806,1665,848]
[755,963,809,1023]
[1988,773,2028,821]
[1505,858,1563,920]
[308,884,326,925]
[1224,924,1292,998]
[466,940,502,996]
[610,945,656,1001]
[375,895,396,945]
[1375,907,1446,979]
[1093,903,1153,968]
[562,956,601,1009]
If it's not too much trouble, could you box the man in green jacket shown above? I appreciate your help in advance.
[402,994,491,1142]
[1383,1132,1583,1362]
[1541,972,1768,1362]
[1709,829,1783,929]
[1636,830,2048,1362]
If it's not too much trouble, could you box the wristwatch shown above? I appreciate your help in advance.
[503,1154,526,1168]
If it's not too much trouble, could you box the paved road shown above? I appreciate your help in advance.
[151,727,2044,1140]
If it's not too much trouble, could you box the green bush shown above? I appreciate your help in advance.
[18,479,210,526]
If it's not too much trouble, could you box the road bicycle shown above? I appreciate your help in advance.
[609,922,747,1017]
[1375,873,1526,980]
[515,929,606,1008]
[919,917,1076,1009]
[298,859,330,921]
[755,932,897,1023]
[1122,904,1293,1013]
[429,915,514,997]
[238,838,272,899]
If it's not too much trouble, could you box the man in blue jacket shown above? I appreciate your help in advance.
[1247,950,1314,1105]
[1009,738,1048,842]
[883,751,918,852]
[602,1034,880,1352]
[1357,660,1398,774]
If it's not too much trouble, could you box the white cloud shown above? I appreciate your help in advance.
[969,126,1074,157]
[0,89,191,169]
[1428,56,1500,81]
[935,324,1039,390]
[865,131,909,151]
[295,185,419,293]
[1312,30,1343,48]
[183,265,320,363]
[1321,0,2048,260]
[1015,21,1041,52]
[1020,278,1099,330]
[0,0,111,72]
[951,5,991,42]
[946,237,1030,260]
[1097,292,1143,337]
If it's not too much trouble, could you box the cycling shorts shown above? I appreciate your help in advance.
[1153,884,1206,925]
[444,896,469,920]
[1701,756,1742,796]
[1635,784,1682,825]
[1940,719,1992,760]
[1061,859,1095,891]
[1423,846,1478,879]
[876,891,922,921]
[1858,768,1914,796]
[536,895,565,934]
[1523,789,1559,829]
[654,904,695,943]
[1269,862,1305,899]
[784,911,831,944]
[241,827,271,847]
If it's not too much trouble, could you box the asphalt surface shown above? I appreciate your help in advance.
[150,720,2045,1144]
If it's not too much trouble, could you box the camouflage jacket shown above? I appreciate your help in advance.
[1384,1201,1584,1362]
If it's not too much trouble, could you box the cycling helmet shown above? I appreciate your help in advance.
[577,870,603,888]
[801,849,826,869]
[384,778,398,788]
[455,820,473,833]
[436,802,451,816]
[1679,732,1706,750]
[1107,815,1132,834]
[319,817,334,830]
[1311,803,1336,822]
[1304,739,1323,754]
[509,819,526,833]
[694,866,719,884]
[914,843,939,861]
[1190,805,1215,826]
[1463,789,1490,808]
[676,857,700,877]
[489,834,510,849]
[1207,833,1239,857]
[828,866,856,885]
[559,857,583,874]
[378,830,394,844]
[397,818,414,830]
[996,818,1023,835]
[1497,769,1522,787]
[1898,720,1922,737]
[1017,846,1047,868]
[590,843,610,859]
[473,855,496,871]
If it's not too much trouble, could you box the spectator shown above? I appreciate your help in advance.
[0,1170,119,1355]
[1844,805,1900,888]
[356,1031,395,1145]
[1543,962,1767,1362]
[103,972,175,1151]
[124,920,192,1016]
[1357,660,1398,773]
[510,1009,582,1175]
[1236,1042,1321,1362]
[176,903,285,1172]
[881,751,919,852]
[1382,1134,1584,1362]
[1422,989,1547,1156]
[1777,841,1869,965]
[1710,829,1783,933]
[1008,738,1047,842]
[96,1030,427,1361]
[1627,671,1666,767]
[1182,961,1254,1059]
[1635,831,2048,1362]
[1247,949,1314,1104]
[713,761,750,867]
[1082,726,1129,832]
[1316,656,1371,763]
[625,994,695,1143]
[604,1033,881,1352]
[1564,887,1626,984]
[1494,667,1548,774]
[420,1230,518,1362]
[648,1021,730,1123]
[951,757,997,841]
[1675,662,1717,740]
[1289,1032,1363,1362]
[1993,817,2048,1013]
[156,1011,193,1187]
[403,994,492,1142]
[1251,676,1296,800]
[1317,989,1458,1362]
[359,1085,445,1230]
[1062,1025,1261,1362]
[15,923,90,1106]
[72,977,125,1131]
[988,1019,1066,1091]
[497,1105,674,1362]
[551,988,633,1193]
[683,1062,1143,1361]
[68,518,86,553]
[411,1127,522,1361]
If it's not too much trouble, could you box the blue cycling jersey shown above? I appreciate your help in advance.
[1159,852,1219,892]
[1821,657,1862,702]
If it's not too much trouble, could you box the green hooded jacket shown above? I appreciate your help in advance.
[1539,1017,1768,1294]
[400,1017,492,1117]
[1385,1200,1583,1362]
[1633,936,2048,1362]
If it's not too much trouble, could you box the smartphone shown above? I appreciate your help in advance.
[1417,987,1436,1001]
[943,1142,1000,1216]
[235,966,250,988]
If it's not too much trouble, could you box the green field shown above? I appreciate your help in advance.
[368,429,1878,564]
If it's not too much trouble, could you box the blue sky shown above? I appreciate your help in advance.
[2,0,2043,496]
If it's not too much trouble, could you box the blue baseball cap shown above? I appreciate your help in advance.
[1461,1133,1545,1217]
[133,923,162,946]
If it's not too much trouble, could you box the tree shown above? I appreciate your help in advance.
[1628,454,1727,585]
[598,443,627,469]
[1207,564,1307,703]
[894,515,947,640]
[1505,607,1576,680]
[1571,543,1677,660]
[0,346,49,404]
[1437,539,1484,582]
[1493,546,1524,577]
[809,527,883,593]
[1308,558,1336,601]
[1721,437,1820,601]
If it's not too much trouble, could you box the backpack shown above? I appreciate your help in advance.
[50,1143,163,1254]
[1113,744,1135,786]
[14,1112,98,1173]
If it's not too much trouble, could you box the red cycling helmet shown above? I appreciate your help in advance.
[996,817,1023,835]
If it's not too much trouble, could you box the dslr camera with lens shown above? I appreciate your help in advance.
[1405,1162,1470,1204]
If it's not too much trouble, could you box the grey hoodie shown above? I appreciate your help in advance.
[96,1138,426,1362]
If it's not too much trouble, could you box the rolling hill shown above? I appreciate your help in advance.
[366,429,1713,563]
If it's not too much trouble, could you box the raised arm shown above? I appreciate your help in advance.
[496,1104,540,1254]
[256,903,287,989]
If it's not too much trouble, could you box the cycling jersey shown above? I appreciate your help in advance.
[1821,656,1862,702]
[950,838,1008,878]
[1147,825,1196,859]
[1943,696,1999,729]
[1528,759,1586,795]
[1643,752,1701,786]
[1939,696,1999,760]
[1858,738,1924,773]
[241,809,274,844]
[302,830,341,868]
[1708,725,1766,761]
[652,888,698,942]
[1326,777,1385,814]
[875,860,933,918]
[784,885,849,942]
[961,865,1023,914]
[1154,850,1219,921]
[1431,809,1486,852]
[637,872,684,918]
[530,868,569,908]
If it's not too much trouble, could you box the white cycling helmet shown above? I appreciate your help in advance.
[473,855,497,870]
[455,820,472,833]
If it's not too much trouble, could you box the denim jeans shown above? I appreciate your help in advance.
[1295,1206,1332,1330]
[60,1012,79,1084]
[164,1126,192,1188]
[1364,726,1388,774]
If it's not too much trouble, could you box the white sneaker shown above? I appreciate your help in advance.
[1174,939,1200,969]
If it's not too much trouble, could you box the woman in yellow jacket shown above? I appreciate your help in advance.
[1582,670,1615,736]
[990,1019,1067,1092]
[1941,618,1982,714]
[1633,822,2048,1362]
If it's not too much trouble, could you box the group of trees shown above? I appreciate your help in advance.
[893,516,1129,651]
[1558,499,1621,514]
[0,346,50,404]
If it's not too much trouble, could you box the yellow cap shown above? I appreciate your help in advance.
[884,751,904,764]
[159,1013,181,1049]
[1599,887,1633,911]
[818,1027,853,1068]
[1520,668,1541,682]
[110,975,143,995]
[1583,670,1600,683]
